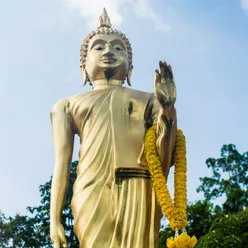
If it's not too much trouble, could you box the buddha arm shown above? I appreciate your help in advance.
[50,99,75,230]
[151,94,177,180]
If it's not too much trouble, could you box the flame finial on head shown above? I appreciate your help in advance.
[98,8,112,29]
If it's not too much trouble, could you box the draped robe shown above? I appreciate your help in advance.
[61,85,176,248]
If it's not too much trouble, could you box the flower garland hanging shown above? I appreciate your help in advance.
[144,124,197,248]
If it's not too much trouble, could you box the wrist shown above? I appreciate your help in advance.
[160,106,176,132]
[162,105,175,121]
[50,216,61,227]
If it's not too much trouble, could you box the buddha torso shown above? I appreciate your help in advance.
[69,85,154,171]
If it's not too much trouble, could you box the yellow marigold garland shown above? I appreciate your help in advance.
[144,125,197,248]
[167,233,197,248]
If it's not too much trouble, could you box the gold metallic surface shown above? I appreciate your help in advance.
[50,9,177,248]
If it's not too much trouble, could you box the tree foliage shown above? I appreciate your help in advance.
[186,200,221,239]
[0,211,10,247]
[0,211,41,247]
[196,208,248,248]
[197,144,248,213]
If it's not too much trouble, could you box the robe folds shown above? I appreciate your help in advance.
[68,86,169,248]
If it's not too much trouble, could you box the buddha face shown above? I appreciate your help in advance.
[84,34,129,83]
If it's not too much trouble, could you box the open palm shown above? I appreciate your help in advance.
[154,61,176,109]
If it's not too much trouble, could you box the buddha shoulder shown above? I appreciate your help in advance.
[50,98,72,119]
[50,92,89,118]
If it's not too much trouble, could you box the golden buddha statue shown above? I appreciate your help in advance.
[50,8,177,248]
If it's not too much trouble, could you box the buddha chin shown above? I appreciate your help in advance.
[103,67,117,80]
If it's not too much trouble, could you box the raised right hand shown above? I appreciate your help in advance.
[154,61,176,109]
[50,222,68,248]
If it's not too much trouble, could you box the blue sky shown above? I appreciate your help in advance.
[1,0,248,217]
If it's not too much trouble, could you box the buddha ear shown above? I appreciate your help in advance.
[83,69,89,86]
[126,65,133,86]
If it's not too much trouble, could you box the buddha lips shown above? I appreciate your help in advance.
[144,125,197,248]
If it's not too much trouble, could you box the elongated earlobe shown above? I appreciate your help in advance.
[83,70,89,86]
[127,66,133,86]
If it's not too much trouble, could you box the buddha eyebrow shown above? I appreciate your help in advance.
[90,39,107,50]
[109,39,126,50]
[90,39,126,50]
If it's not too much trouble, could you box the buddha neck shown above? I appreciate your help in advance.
[92,79,123,90]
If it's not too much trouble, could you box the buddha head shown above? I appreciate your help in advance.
[80,8,133,86]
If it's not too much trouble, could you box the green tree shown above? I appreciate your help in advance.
[6,214,41,247]
[195,144,248,247]
[0,211,42,248]
[0,211,10,247]
[186,200,221,239]
[196,208,248,248]
[197,144,248,214]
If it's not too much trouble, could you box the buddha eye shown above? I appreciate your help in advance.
[94,45,104,51]
[113,45,123,51]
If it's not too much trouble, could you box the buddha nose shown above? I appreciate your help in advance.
[103,51,115,58]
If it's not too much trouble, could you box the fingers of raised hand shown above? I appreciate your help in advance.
[159,60,173,81]
[154,69,161,83]
[167,64,173,74]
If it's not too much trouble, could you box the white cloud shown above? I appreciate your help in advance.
[62,0,170,32]
[241,0,248,12]
[63,0,123,28]
[132,0,171,32]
